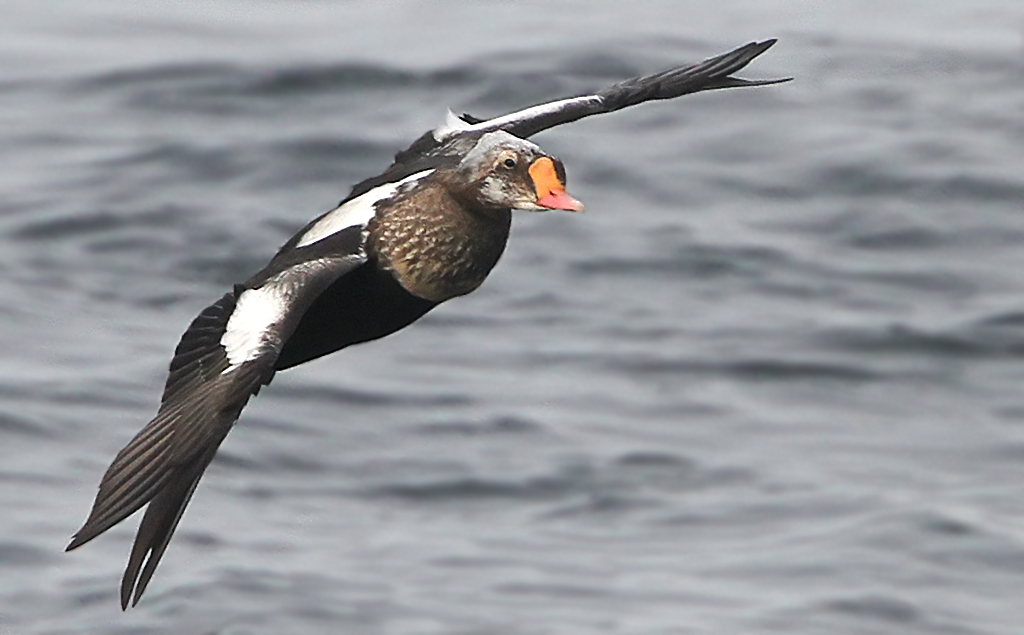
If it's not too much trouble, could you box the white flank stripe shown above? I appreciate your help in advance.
[220,285,290,368]
[296,169,435,248]
[432,95,602,141]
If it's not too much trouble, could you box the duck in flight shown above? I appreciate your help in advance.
[67,40,789,609]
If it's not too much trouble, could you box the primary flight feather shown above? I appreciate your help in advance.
[67,39,789,609]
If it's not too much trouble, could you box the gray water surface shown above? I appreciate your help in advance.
[3,1,1024,633]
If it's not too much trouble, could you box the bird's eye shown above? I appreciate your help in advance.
[503,157,517,169]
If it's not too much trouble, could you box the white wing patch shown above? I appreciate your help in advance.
[219,257,362,371]
[296,169,435,248]
[440,109,472,134]
[432,95,603,141]
[220,285,290,368]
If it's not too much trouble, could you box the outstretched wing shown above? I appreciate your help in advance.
[67,244,365,609]
[439,39,789,140]
[345,40,788,201]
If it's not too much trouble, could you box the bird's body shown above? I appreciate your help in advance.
[67,40,788,608]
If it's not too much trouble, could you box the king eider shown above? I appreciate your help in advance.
[67,40,789,608]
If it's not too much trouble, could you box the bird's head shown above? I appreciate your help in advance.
[450,131,584,213]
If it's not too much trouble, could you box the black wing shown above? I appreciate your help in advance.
[345,40,788,200]
[485,39,789,139]
[67,250,364,609]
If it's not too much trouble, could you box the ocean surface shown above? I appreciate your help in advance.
[3,1,1024,633]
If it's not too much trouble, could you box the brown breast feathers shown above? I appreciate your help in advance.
[367,181,512,303]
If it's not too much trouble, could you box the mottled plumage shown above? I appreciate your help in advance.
[67,40,788,609]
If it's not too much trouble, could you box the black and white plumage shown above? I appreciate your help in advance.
[67,40,788,609]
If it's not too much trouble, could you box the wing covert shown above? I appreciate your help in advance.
[346,40,787,202]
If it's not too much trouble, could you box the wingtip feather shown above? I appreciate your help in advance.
[65,533,85,552]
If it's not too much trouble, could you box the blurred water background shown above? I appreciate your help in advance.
[2,1,1024,633]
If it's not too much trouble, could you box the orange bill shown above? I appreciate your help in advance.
[528,157,584,212]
